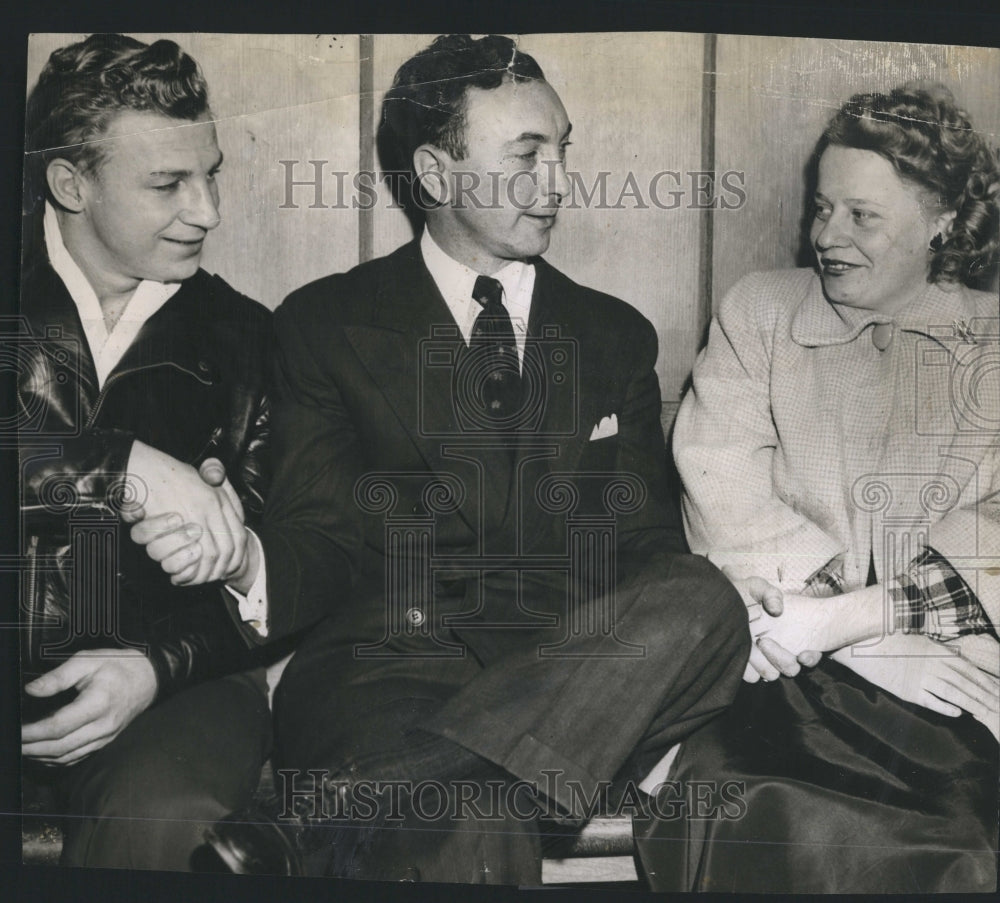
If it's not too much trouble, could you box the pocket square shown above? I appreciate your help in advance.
[589,414,618,441]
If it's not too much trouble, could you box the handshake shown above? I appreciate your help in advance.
[121,441,259,594]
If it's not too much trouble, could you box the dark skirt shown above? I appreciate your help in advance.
[634,658,998,893]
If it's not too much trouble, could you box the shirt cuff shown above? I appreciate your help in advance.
[889,548,994,642]
[224,528,269,637]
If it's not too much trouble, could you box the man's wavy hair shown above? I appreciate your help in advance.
[24,34,209,212]
[377,34,545,220]
[817,83,1000,285]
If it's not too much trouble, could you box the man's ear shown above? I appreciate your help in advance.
[412,144,450,207]
[45,158,88,213]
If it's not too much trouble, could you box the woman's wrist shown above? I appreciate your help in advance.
[826,584,885,649]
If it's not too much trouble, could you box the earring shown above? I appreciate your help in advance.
[929,233,944,252]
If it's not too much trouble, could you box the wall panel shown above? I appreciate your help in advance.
[24,32,999,397]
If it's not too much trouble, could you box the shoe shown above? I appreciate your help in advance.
[204,804,303,876]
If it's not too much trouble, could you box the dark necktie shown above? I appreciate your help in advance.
[470,275,522,426]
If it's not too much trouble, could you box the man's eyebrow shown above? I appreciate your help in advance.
[148,151,224,178]
[508,132,546,145]
[507,124,574,145]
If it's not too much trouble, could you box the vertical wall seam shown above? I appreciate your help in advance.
[358,34,375,264]
[698,33,718,337]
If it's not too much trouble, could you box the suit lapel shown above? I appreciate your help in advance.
[522,260,589,474]
[343,242,481,531]
[501,260,593,537]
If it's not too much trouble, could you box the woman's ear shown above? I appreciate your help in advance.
[45,158,88,213]
[933,208,958,241]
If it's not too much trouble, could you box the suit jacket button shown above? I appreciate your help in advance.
[405,607,425,627]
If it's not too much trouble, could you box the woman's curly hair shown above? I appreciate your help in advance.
[819,83,999,285]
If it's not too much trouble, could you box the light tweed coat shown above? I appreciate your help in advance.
[674,268,1000,627]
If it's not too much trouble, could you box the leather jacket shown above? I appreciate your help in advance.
[16,242,272,702]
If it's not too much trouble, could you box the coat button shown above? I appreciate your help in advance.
[197,360,211,373]
[405,607,425,627]
[871,323,894,351]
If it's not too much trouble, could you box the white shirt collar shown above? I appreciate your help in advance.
[43,201,181,387]
[419,227,534,364]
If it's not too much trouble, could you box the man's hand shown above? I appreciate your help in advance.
[832,633,1000,742]
[21,649,158,765]
[123,450,248,586]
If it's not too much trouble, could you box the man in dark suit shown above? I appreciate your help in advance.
[138,34,752,884]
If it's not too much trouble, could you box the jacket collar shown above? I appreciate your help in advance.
[790,270,983,349]
[22,226,221,391]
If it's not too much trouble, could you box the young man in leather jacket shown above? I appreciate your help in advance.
[17,33,274,871]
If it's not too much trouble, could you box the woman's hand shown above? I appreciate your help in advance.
[751,584,889,668]
[831,633,1000,741]
[751,593,843,654]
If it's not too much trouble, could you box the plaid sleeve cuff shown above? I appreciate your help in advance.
[889,548,995,641]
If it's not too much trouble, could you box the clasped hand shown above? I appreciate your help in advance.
[728,571,1000,740]
[726,571,826,683]
[122,442,251,587]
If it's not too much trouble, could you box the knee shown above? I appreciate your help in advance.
[671,554,748,637]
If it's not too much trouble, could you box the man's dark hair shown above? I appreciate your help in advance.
[377,34,545,218]
[24,34,210,212]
